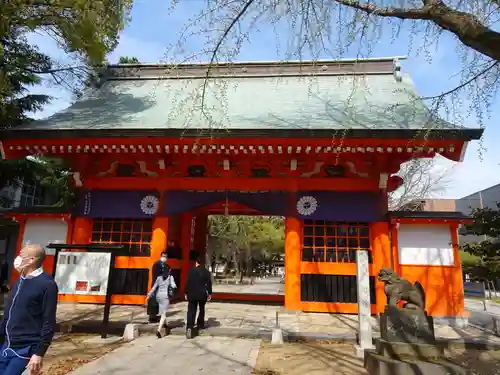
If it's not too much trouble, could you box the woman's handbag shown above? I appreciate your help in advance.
[167,274,176,298]
[147,290,159,316]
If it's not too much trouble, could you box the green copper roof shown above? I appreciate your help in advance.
[22,70,458,132]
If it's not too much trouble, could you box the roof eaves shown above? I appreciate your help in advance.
[388,210,472,221]
[0,127,484,141]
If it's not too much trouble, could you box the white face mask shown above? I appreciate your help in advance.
[13,256,31,273]
[160,256,167,263]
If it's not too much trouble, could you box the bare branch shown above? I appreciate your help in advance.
[389,157,450,210]
[23,65,87,75]
[169,0,500,129]
[332,0,431,20]
[333,0,500,61]
[200,0,256,116]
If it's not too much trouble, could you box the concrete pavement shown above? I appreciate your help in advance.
[465,298,500,331]
[68,335,261,375]
[213,277,285,295]
[56,301,500,343]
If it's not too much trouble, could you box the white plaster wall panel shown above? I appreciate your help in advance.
[398,224,454,266]
[22,219,68,255]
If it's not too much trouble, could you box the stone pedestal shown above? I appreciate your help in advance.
[363,306,462,374]
[380,305,435,345]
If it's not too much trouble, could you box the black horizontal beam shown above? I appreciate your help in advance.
[47,243,124,251]
[2,127,484,141]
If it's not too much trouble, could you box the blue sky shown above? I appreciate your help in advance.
[26,0,500,199]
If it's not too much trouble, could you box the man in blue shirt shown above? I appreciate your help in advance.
[0,244,58,375]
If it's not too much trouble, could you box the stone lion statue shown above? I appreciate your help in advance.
[378,268,425,311]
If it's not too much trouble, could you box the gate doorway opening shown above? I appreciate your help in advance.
[207,215,285,301]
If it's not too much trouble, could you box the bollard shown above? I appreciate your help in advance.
[123,323,139,341]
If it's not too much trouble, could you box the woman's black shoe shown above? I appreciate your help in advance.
[156,331,162,339]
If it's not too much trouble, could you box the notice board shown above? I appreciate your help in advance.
[54,251,111,295]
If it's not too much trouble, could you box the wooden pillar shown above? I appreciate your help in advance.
[150,216,169,286]
[390,224,400,274]
[194,214,208,260]
[180,213,193,293]
[450,223,465,316]
[72,217,93,244]
[10,218,26,286]
[371,221,391,314]
[284,217,301,310]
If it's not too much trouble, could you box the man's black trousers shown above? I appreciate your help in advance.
[186,299,207,329]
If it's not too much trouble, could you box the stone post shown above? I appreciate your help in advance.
[355,249,374,358]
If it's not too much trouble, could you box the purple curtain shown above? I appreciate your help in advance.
[161,190,383,222]
[161,191,290,217]
[74,190,383,222]
[295,191,383,222]
[74,190,160,219]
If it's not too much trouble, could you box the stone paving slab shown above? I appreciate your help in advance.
[68,335,260,375]
[56,302,500,343]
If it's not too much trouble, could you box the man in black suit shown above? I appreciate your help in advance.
[148,251,170,323]
[184,257,212,339]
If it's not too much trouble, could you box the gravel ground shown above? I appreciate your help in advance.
[253,341,500,375]
[39,334,124,375]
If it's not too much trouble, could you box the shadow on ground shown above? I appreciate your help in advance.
[253,341,500,375]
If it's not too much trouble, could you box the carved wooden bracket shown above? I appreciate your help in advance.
[345,162,370,178]
[72,172,83,187]
[137,161,159,177]
[300,161,324,178]
[96,161,119,177]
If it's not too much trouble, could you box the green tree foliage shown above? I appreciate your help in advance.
[118,56,140,64]
[0,0,133,206]
[208,215,284,279]
[0,157,75,208]
[0,31,51,127]
[461,205,500,280]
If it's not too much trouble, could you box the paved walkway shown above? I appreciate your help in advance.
[68,336,260,375]
[213,277,285,295]
[56,301,500,342]
[465,299,500,331]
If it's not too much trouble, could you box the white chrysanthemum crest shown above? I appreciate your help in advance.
[296,196,318,216]
[140,195,159,215]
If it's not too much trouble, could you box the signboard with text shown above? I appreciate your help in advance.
[54,251,111,296]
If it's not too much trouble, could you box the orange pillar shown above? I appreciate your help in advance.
[390,224,400,274]
[72,217,92,244]
[371,221,391,314]
[180,213,193,293]
[284,217,301,310]
[150,216,169,286]
[450,224,465,316]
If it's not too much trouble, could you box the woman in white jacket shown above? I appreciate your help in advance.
[147,267,177,338]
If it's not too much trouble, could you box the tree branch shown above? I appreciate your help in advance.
[421,60,500,100]
[23,65,87,74]
[332,0,431,19]
[333,0,500,61]
[200,0,256,116]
